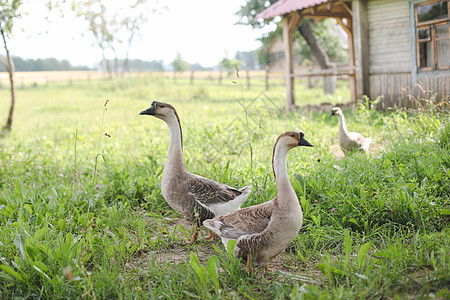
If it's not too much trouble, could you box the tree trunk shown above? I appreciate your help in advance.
[114,57,119,77]
[101,51,107,76]
[297,19,336,94]
[1,27,16,131]
[6,64,16,130]
[123,56,129,75]
[246,69,251,89]
[265,66,269,91]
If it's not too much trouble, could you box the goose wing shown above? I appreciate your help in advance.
[348,132,368,147]
[186,174,244,206]
[204,200,274,239]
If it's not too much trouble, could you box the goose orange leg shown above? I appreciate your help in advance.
[186,225,199,245]
[244,254,253,274]
[261,260,273,276]
[204,230,217,241]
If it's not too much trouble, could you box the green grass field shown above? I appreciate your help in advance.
[0,74,449,299]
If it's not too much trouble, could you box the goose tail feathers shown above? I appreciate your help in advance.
[361,137,373,152]
[239,185,252,196]
[203,219,222,236]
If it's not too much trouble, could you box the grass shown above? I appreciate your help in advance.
[0,73,448,299]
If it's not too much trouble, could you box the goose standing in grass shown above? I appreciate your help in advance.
[139,101,251,244]
[203,131,313,274]
[329,107,372,153]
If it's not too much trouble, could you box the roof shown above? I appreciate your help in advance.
[257,0,328,20]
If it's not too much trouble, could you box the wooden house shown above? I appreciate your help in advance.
[258,0,450,109]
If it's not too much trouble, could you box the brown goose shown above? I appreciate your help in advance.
[139,101,251,244]
[203,131,313,274]
[330,107,372,153]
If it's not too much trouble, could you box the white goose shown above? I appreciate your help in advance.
[139,101,251,244]
[329,107,372,153]
[203,131,313,274]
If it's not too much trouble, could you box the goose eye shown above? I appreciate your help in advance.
[160,105,165,108]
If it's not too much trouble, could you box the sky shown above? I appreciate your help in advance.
[9,0,275,68]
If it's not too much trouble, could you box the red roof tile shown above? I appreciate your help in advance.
[257,0,328,20]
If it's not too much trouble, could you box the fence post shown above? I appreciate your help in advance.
[246,69,250,89]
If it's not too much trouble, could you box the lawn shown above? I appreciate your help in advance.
[0,73,448,299]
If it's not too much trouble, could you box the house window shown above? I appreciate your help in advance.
[415,0,450,70]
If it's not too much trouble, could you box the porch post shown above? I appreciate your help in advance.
[283,15,295,108]
[352,0,370,100]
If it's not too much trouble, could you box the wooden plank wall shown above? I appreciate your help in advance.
[412,76,450,103]
[367,0,411,74]
[367,0,415,108]
[369,72,412,108]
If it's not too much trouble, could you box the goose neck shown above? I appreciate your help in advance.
[337,115,348,134]
[272,144,290,185]
[165,113,185,170]
[272,143,299,211]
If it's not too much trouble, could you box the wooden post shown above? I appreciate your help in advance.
[337,17,357,103]
[283,15,295,108]
[347,20,357,104]
[246,69,250,89]
[352,0,370,101]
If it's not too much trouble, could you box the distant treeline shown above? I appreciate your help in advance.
[0,57,91,72]
[0,51,260,72]
[0,56,172,72]
[123,59,165,72]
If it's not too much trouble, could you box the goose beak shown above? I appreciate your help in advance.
[298,137,314,147]
[139,103,156,116]
[329,111,335,117]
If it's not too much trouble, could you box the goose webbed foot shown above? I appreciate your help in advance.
[260,264,273,277]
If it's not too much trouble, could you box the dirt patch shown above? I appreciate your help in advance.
[125,214,321,280]
[328,144,346,158]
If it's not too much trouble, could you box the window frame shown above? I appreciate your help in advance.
[414,0,450,71]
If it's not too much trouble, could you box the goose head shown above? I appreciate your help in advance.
[272,131,313,179]
[329,107,343,117]
[274,131,314,153]
[139,101,177,121]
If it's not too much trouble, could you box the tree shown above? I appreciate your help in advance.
[0,0,22,131]
[171,52,189,83]
[121,0,166,74]
[236,0,348,96]
[121,12,146,74]
[219,57,242,73]
[258,29,280,90]
[297,18,336,94]
[218,56,242,85]
[72,0,111,74]
[72,0,165,76]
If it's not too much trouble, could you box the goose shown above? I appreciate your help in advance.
[329,107,372,153]
[139,101,251,244]
[203,131,313,274]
